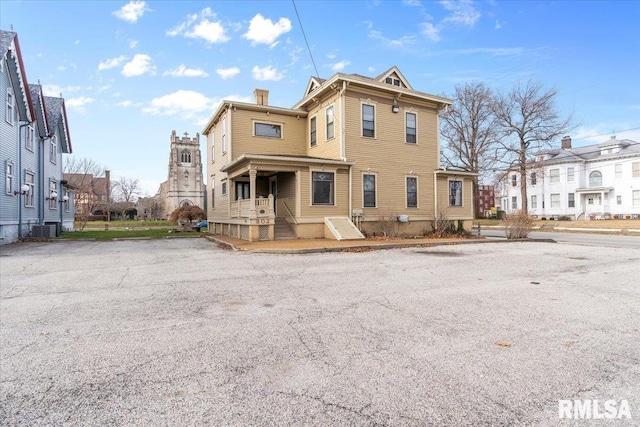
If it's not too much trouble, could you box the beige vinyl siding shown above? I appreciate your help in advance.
[344,90,439,217]
[275,172,297,219]
[231,109,306,157]
[298,168,349,217]
[436,175,474,219]
[306,93,342,160]
[207,124,231,222]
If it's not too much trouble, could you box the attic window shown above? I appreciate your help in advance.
[385,77,401,86]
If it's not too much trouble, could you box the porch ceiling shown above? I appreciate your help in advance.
[575,187,614,193]
[221,154,353,176]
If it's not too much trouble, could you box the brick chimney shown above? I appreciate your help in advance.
[254,89,269,106]
[561,135,572,149]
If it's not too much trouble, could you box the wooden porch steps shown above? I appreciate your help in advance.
[274,217,296,240]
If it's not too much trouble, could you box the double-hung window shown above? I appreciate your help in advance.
[6,162,14,195]
[550,169,560,183]
[567,167,574,182]
[633,190,640,207]
[25,172,35,207]
[6,88,14,125]
[568,193,575,208]
[511,175,517,186]
[362,104,375,138]
[511,196,517,210]
[312,172,334,205]
[49,179,58,210]
[221,120,227,152]
[531,195,537,209]
[50,136,57,164]
[449,180,462,206]
[363,174,376,208]
[326,106,334,140]
[406,112,416,144]
[26,124,35,151]
[589,171,602,187]
[406,177,417,208]
[211,133,215,162]
[530,172,537,185]
[310,116,317,147]
[550,193,560,208]
[633,162,640,178]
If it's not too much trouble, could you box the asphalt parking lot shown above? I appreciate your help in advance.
[1,239,639,426]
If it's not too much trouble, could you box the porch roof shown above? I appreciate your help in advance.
[221,154,353,173]
[575,187,614,193]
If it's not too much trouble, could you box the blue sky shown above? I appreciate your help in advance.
[2,0,639,194]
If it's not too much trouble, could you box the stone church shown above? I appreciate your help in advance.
[155,130,205,219]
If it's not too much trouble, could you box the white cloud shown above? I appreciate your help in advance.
[327,53,337,59]
[403,0,422,6]
[121,54,155,77]
[167,7,229,44]
[129,40,138,48]
[143,90,217,119]
[42,85,82,96]
[331,61,350,72]
[252,65,284,81]
[57,65,66,71]
[163,65,209,78]
[420,23,441,41]
[115,100,142,107]
[98,55,127,71]
[216,67,240,80]
[66,96,95,109]
[243,14,292,46]
[113,1,149,23]
[369,30,418,47]
[368,66,376,73]
[441,0,481,26]
[74,40,80,45]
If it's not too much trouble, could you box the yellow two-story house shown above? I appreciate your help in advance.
[203,66,474,241]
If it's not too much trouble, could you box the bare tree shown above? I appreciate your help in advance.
[63,157,109,228]
[112,177,140,220]
[440,81,499,217]
[492,80,573,213]
[112,177,140,203]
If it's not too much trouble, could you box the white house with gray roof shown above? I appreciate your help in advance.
[501,135,640,220]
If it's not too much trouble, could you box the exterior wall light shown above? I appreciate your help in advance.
[392,104,400,113]
[14,184,29,196]
[46,191,58,201]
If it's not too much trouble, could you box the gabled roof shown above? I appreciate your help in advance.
[1,30,34,122]
[293,66,451,110]
[202,100,307,135]
[44,96,72,153]
[374,66,413,90]
[304,76,326,96]
[28,84,49,138]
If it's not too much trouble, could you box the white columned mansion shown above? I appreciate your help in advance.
[500,136,640,220]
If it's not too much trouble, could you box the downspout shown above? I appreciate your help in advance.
[339,81,347,160]
[17,122,29,238]
[433,171,438,219]
[348,165,352,219]
[39,134,45,224]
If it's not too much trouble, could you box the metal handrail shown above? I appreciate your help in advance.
[282,200,297,225]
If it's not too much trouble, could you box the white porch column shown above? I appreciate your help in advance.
[249,169,257,219]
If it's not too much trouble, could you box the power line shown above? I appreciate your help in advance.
[292,0,319,78]
[572,126,640,142]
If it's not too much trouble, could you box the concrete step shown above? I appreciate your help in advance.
[274,218,296,240]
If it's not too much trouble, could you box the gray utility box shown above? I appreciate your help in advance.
[31,225,56,238]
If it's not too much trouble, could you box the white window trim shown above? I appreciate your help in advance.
[531,195,537,209]
[221,179,228,196]
[405,175,418,209]
[632,162,640,178]
[550,193,561,209]
[221,118,227,153]
[6,161,14,195]
[633,190,640,207]
[448,179,464,207]
[405,110,417,144]
[361,102,376,139]
[310,115,317,147]
[50,136,57,164]
[26,124,35,152]
[567,167,575,182]
[253,120,284,139]
[362,172,377,209]
[25,171,35,207]
[6,88,14,126]
[49,179,58,210]
[309,169,336,206]
[549,168,560,183]
[326,105,335,141]
[211,132,215,163]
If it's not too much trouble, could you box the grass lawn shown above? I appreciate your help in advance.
[474,218,640,230]
[77,220,171,229]
[56,228,205,241]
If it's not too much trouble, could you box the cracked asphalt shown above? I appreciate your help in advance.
[1,239,639,426]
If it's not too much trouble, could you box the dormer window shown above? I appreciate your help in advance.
[385,77,401,86]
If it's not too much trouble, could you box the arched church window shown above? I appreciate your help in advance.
[181,150,192,163]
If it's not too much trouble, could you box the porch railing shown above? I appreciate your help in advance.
[230,195,274,218]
